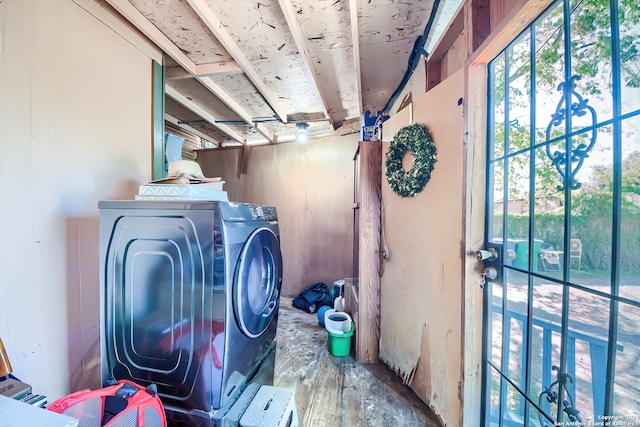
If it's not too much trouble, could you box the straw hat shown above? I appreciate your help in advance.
[167,160,206,179]
[151,160,221,183]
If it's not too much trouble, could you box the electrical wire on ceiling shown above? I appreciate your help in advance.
[177,118,325,126]
[383,0,442,114]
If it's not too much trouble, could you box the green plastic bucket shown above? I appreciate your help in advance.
[327,324,354,357]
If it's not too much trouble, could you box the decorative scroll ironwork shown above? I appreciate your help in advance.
[545,75,598,190]
[538,366,582,426]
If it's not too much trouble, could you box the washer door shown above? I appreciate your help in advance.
[234,227,283,338]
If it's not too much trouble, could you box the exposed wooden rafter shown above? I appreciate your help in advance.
[104,0,274,143]
[349,0,363,118]
[185,0,289,123]
[101,0,441,145]
[164,113,219,147]
[277,0,329,121]
[165,86,244,143]
[195,76,275,143]
[165,61,243,80]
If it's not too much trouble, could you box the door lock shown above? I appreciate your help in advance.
[484,266,498,280]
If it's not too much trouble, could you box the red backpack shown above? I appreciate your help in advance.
[47,379,166,427]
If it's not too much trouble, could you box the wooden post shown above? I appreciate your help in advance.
[356,140,382,363]
[236,141,250,178]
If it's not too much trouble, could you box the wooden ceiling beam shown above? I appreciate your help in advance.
[165,67,195,81]
[195,61,243,76]
[104,0,196,73]
[197,76,254,125]
[277,0,329,121]
[166,61,243,80]
[185,0,289,123]
[166,86,273,145]
[254,123,275,144]
[164,113,220,147]
[349,0,363,118]
[104,0,264,136]
[165,86,244,144]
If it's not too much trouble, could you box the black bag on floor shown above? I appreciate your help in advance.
[292,282,333,313]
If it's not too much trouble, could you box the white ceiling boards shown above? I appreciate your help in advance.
[103,0,440,146]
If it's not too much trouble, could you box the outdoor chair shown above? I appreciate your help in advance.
[570,238,582,270]
[539,243,562,271]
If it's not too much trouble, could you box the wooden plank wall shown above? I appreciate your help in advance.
[490,0,512,30]
[378,70,465,427]
[196,133,358,298]
[427,0,531,90]
[405,1,556,425]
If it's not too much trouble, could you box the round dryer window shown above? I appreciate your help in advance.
[234,227,283,338]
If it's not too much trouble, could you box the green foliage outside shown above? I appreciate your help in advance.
[492,151,640,272]
[493,202,640,272]
[489,1,640,274]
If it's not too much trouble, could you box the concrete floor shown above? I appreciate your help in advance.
[274,297,443,427]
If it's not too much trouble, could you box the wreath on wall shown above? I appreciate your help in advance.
[385,123,437,198]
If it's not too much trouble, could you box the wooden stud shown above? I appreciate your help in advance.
[469,0,554,66]
[185,0,289,122]
[236,141,250,178]
[277,0,330,121]
[165,61,243,80]
[466,0,491,55]
[356,140,382,363]
[426,59,441,91]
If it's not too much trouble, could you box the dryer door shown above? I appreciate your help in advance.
[234,227,283,338]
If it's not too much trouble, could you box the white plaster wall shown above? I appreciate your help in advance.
[0,0,152,400]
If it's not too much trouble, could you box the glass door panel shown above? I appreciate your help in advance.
[491,282,505,368]
[614,301,640,415]
[567,288,611,421]
[619,117,640,299]
[619,1,640,115]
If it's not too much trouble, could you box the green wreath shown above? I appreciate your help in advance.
[385,123,437,198]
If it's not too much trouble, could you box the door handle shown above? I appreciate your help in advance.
[477,248,498,262]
